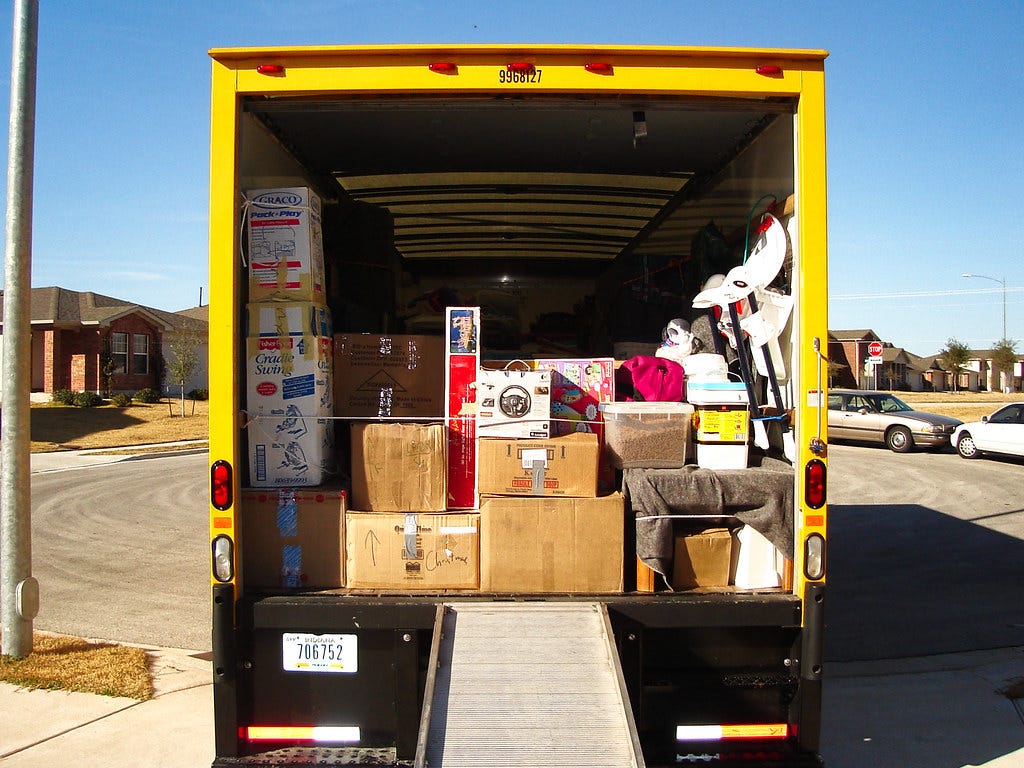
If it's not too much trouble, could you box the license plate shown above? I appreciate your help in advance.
[282,632,358,673]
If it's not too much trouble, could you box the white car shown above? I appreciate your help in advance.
[953,403,1024,460]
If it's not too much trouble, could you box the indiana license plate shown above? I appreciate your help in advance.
[281,632,358,673]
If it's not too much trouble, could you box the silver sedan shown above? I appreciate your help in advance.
[827,389,963,453]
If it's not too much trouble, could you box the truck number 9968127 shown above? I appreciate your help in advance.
[499,68,542,84]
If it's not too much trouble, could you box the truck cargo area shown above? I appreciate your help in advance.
[210,46,828,768]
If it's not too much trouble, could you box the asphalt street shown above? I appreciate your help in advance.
[4,442,1023,768]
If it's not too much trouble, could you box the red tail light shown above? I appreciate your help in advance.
[428,62,458,74]
[256,64,285,76]
[584,62,614,75]
[211,460,233,511]
[756,65,783,77]
[805,459,826,509]
[506,61,536,74]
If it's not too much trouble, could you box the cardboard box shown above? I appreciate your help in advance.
[246,335,334,486]
[345,512,480,589]
[333,334,444,418]
[477,432,599,498]
[533,358,615,436]
[446,308,480,509]
[246,301,332,338]
[350,423,447,512]
[672,527,732,589]
[246,187,326,302]
[480,494,625,593]
[477,368,551,438]
[241,488,346,589]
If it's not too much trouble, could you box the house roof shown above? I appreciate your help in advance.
[829,329,880,342]
[0,286,207,332]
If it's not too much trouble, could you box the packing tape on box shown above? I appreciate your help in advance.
[281,544,302,588]
[404,513,418,560]
[276,491,299,537]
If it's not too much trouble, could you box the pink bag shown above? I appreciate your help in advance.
[617,356,685,401]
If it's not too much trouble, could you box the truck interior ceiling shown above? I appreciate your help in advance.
[239,95,797,357]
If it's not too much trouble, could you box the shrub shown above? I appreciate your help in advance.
[187,388,209,401]
[53,388,76,405]
[133,387,160,404]
[72,391,102,408]
[110,392,133,407]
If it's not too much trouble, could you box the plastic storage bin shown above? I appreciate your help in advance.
[599,402,694,468]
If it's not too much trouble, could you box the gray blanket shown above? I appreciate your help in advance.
[624,454,794,583]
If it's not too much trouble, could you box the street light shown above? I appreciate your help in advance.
[961,272,1007,343]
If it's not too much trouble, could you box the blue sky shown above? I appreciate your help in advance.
[1,1,1021,356]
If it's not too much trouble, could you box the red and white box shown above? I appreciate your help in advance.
[446,307,480,509]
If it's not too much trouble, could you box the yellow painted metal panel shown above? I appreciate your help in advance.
[792,67,830,600]
[207,58,240,586]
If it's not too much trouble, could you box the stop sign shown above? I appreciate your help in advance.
[867,341,883,358]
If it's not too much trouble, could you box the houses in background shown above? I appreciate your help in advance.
[2,289,1018,399]
[0,286,208,400]
[829,329,1022,393]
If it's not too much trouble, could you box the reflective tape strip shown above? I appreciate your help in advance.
[246,725,360,742]
[676,723,789,741]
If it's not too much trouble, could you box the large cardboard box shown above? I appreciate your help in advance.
[333,334,444,418]
[246,187,326,303]
[246,335,334,486]
[477,432,599,498]
[672,527,732,589]
[350,423,447,512]
[477,368,551,438]
[241,488,346,589]
[480,494,625,593]
[346,512,480,589]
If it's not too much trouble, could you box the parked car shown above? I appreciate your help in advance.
[953,403,1024,460]
[827,389,963,453]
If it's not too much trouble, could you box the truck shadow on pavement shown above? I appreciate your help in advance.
[824,502,1024,768]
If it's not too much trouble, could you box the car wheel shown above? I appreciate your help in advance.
[956,432,981,459]
[886,426,913,453]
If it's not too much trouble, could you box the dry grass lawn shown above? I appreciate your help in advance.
[23,399,209,453]
[896,391,1020,423]
[0,632,153,700]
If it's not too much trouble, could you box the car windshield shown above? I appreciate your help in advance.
[868,394,913,413]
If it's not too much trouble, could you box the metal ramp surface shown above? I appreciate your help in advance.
[416,602,643,768]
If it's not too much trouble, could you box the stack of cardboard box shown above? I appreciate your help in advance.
[244,187,335,488]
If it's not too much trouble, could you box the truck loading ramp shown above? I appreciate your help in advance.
[416,602,644,768]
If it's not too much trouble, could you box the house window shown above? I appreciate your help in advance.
[132,334,149,375]
[111,332,128,374]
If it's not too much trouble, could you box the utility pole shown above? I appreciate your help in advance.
[1,0,39,659]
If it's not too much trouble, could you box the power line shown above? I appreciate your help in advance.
[831,286,1023,301]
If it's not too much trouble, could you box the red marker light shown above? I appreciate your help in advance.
[507,61,536,74]
[256,64,285,76]
[428,62,458,74]
[755,65,783,77]
[584,62,614,75]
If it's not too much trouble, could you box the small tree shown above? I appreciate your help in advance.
[991,338,1019,393]
[826,360,846,388]
[165,329,203,416]
[940,338,971,392]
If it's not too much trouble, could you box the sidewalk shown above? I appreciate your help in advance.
[29,441,208,474]
[2,644,1021,767]
[1,644,214,766]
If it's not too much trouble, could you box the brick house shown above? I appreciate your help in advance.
[0,287,206,398]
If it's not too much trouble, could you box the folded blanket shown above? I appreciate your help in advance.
[624,454,794,583]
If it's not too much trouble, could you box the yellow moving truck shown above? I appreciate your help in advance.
[208,44,830,767]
